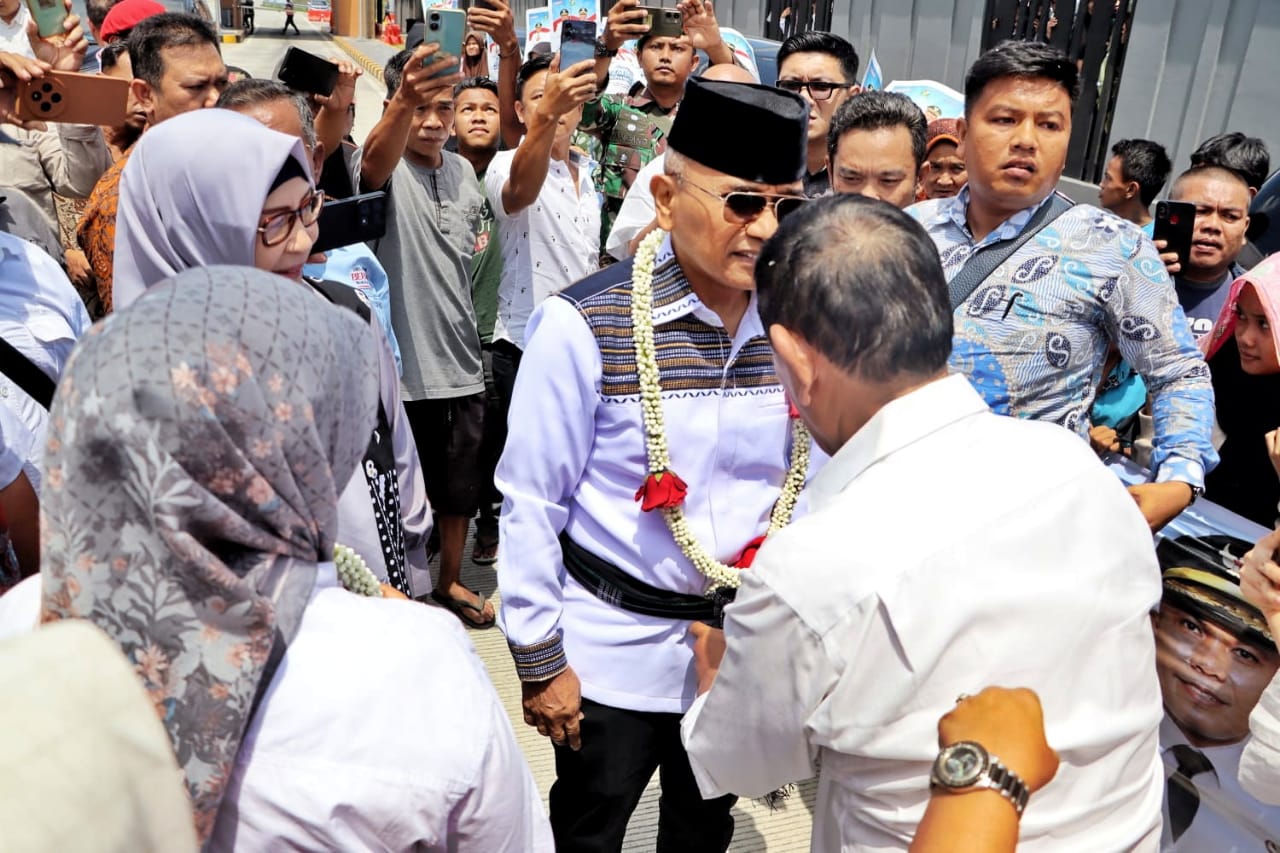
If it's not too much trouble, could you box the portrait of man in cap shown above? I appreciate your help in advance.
[495,78,812,851]
[1154,534,1280,850]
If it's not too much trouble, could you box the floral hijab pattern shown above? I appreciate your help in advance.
[1202,252,1280,361]
[40,267,379,843]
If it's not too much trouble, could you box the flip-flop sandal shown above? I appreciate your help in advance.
[471,540,499,566]
[430,588,496,629]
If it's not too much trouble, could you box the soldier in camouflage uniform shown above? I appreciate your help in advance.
[580,0,740,259]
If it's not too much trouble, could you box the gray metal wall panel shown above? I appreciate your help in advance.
[1107,0,1279,183]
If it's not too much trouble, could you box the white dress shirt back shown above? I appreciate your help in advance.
[683,375,1165,851]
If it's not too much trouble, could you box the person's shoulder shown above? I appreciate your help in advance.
[558,259,636,310]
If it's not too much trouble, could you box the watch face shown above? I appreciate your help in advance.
[937,742,987,787]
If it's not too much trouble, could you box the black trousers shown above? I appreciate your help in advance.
[474,345,503,540]
[550,698,736,853]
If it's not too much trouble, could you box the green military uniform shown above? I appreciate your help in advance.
[575,90,677,257]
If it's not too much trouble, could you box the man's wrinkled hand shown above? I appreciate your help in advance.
[522,666,584,750]
[1127,481,1194,532]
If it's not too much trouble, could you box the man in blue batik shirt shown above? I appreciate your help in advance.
[907,40,1216,532]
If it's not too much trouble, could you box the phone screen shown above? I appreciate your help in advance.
[560,20,597,71]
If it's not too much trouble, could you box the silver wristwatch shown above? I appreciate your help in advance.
[929,741,1030,816]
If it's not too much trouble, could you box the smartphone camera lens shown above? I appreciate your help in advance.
[41,82,53,93]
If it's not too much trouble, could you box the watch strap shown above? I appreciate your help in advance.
[981,756,1030,816]
[594,38,618,57]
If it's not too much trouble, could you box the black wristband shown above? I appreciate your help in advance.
[594,37,618,57]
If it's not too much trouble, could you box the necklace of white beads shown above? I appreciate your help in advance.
[631,228,810,592]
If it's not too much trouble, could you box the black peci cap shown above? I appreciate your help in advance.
[667,78,809,186]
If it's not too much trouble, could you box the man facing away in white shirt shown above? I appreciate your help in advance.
[682,194,1167,852]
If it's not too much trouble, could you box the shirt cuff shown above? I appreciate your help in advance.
[56,123,104,140]
[508,633,568,682]
[1154,456,1205,490]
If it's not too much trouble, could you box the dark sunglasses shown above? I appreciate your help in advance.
[774,79,845,101]
[681,178,808,224]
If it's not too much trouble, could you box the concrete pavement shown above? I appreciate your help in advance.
[223,19,819,851]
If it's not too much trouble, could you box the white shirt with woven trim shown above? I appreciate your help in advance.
[496,238,805,712]
[484,148,600,349]
[681,374,1166,851]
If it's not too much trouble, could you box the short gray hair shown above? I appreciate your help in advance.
[215,79,318,153]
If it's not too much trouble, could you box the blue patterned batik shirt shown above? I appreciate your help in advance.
[907,187,1217,488]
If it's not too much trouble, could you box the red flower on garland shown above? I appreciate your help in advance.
[731,535,767,569]
[635,469,688,512]
[787,398,801,420]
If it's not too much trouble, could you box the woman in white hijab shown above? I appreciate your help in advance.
[111,108,435,597]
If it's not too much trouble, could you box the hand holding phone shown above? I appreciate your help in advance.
[14,70,128,127]
[1153,200,1196,276]
[421,6,466,78]
[603,0,650,50]
[25,0,68,39]
[313,191,388,253]
[276,47,340,97]
[536,53,598,122]
[558,20,597,71]
[639,5,683,38]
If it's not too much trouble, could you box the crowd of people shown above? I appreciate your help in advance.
[4,0,1280,850]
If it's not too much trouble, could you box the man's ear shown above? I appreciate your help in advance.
[132,78,155,122]
[955,116,967,164]
[513,98,527,127]
[1125,179,1140,201]
[653,172,679,232]
[768,323,816,409]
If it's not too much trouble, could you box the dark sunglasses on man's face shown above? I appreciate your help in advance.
[682,178,808,224]
[774,79,845,101]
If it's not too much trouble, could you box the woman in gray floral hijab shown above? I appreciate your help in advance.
[39,266,379,843]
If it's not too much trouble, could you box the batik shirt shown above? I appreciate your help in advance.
[908,187,1217,488]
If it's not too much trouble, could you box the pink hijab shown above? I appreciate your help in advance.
[1201,253,1280,362]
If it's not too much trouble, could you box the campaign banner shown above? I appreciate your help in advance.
[1108,452,1280,849]
[550,0,598,30]
[884,79,963,120]
[525,6,554,52]
[717,27,759,83]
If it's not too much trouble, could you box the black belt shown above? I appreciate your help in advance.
[560,534,735,627]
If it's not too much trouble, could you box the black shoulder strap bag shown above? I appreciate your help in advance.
[946,193,1075,311]
[0,339,55,409]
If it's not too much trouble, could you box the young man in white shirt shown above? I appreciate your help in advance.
[496,78,811,851]
[682,194,1167,851]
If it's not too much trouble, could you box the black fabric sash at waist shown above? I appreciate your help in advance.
[559,533,735,627]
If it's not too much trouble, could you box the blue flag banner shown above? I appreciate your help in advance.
[861,50,882,91]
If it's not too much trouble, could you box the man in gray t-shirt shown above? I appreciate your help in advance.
[358,46,494,628]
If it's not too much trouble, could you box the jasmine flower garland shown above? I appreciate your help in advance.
[334,543,382,597]
[630,228,811,593]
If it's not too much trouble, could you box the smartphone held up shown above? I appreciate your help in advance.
[25,0,69,39]
[15,71,129,127]
[421,5,466,77]
[559,19,597,71]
